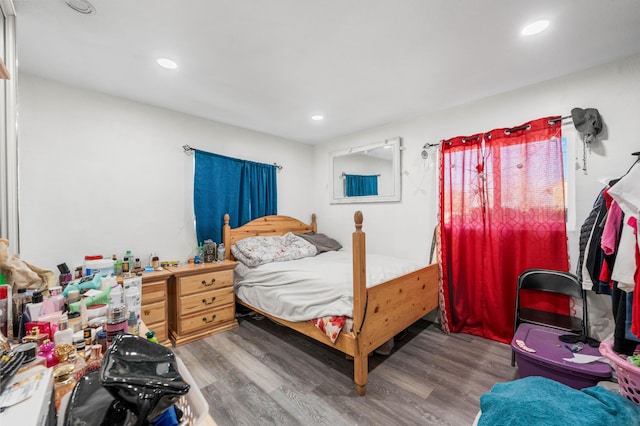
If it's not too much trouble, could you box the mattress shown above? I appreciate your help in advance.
[234,250,422,322]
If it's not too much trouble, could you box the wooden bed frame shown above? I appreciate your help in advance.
[222,210,439,396]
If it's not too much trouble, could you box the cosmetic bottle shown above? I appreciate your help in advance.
[53,364,77,412]
[67,311,82,333]
[114,260,123,276]
[0,285,7,338]
[106,304,128,346]
[12,288,31,342]
[57,263,72,288]
[38,340,59,368]
[217,243,226,261]
[73,335,86,359]
[24,290,44,323]
[97,330,107,353]
[128,310,139,336]
[110,282,123,305]
[54,314,74,347]
[124,250,134,272]
[40,286,65,315]
[85,344,103,374]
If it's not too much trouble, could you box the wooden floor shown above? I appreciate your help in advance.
[174,314,519,426]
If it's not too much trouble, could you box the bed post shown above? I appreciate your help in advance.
[223,213,231,260]
[311,213,317,233]
[352,210,368,396]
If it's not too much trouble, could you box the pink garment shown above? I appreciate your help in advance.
[601,200,623,255]
[633,242,640,338]
[611,217,638,290]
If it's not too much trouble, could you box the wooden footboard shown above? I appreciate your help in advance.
[224,211,440,396]
[350,211,439,395]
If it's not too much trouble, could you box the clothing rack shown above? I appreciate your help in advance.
[182,144,283,170]
[623,151,640,175]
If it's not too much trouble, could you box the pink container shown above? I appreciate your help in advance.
[599,339,640,405]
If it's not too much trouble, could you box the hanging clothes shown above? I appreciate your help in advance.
[608,162,640,348]
[580,159,640,354]
[576,188,607,290]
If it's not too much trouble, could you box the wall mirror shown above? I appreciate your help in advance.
[330,137,402,204]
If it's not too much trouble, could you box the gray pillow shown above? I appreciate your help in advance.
[297,232,343,253]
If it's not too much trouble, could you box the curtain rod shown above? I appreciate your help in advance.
[548,115,572,124]
[506,115,573,134]
[182,144,283,170]
[341,172,381,178]
[423,115,574,153]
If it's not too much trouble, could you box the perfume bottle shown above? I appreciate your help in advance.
[85,344,103,374]
[54,314,74,347]
[68,350,87,381]
[38,340,59,368]
[53,363,77,412]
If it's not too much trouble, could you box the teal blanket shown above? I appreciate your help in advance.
[479,376,640,426]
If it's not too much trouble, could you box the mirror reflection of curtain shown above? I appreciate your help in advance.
[344,174,378,197]
[438,116,570,345]
[194,150,277,243]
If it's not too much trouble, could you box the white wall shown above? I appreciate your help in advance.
[313,53,640,269]
[16,53,640,275]
[17,74,314,274]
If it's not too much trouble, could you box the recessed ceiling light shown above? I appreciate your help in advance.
[157,58,178,70]
[311,114,324,121]
[522,19,550,36]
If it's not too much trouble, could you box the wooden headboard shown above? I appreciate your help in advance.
[222,214,317,260]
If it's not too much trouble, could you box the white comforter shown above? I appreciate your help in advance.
[234,250,422,322]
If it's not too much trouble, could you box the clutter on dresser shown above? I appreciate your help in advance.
[0,239,212,424]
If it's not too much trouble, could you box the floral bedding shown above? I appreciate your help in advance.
[312,316,348,343]
[231,232,317,267]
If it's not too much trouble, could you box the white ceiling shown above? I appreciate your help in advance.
[12,0,640,144]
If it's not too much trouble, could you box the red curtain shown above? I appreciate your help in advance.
[438,116,570,344]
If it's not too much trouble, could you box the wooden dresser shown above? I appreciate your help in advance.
[118,269,172,346]
[167,261,238,346]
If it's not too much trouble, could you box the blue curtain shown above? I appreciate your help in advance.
[194,150,277,243]
[244,160,278,218]
[345,174,378,197]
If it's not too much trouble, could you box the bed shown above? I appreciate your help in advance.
[222,210,439,396]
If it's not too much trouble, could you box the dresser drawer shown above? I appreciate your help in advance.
[179,305,235,335]
[179,287,234,316]
[142,300,166,325]
[142,281,166,304]
[178,270,233,296]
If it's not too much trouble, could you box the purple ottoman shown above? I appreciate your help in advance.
[511,323,611,389]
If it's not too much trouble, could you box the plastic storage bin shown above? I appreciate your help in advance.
[512,323,611,389]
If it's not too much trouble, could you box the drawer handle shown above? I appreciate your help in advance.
[202,314,217,324]
[144,310,150,316]
[202,296,216,305]
[201,278,216,286]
